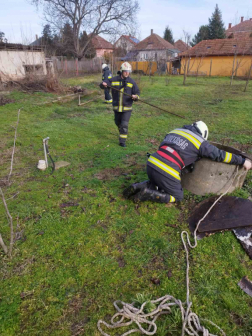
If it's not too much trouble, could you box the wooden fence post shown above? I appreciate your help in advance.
[244,60,252,92]
[209,59,212,77]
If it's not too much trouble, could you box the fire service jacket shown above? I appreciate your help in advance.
[102,66,112,81]
[100,75,140,112]
[147,125,245,182]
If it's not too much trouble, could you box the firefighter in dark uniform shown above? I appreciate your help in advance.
[100,62,140,147]
[124,121,252,202]
[102,63,112,103]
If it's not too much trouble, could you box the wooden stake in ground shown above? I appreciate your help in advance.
[8,108,21,184]
[0,187,14,257]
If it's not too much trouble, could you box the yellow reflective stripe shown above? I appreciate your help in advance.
[170,196,176,203]
[123,107,132,111]
[108,76,112,78]
[224,152,232,163]
[120,134,127,138]
[170,130,201,149]
[112,82,121,85]
[119,88,124,112]
[148,156,181,180]
[127,83,133,87]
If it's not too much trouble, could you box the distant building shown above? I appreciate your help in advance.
[114,35,139,53]
[226,17,252,38]
[130,29,179,61]
[179,37,252,77]
[174,39,190,52]
[90,35,113,58]
[0,43,48,82]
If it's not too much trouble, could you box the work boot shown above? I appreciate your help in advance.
[133,187,170,203]
[123,180,150,199]
[119,143,126,147]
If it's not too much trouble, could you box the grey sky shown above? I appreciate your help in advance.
[1,0,252,44]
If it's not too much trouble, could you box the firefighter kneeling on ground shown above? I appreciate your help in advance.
[100,62,140,147]
[124,121,252,203]
[102,63,113,104]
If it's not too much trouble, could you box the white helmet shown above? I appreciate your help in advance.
[193,121,209,140]
[120,62,132,72]
[102,63,108,70]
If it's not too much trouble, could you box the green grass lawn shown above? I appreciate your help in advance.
[0,74,252,336]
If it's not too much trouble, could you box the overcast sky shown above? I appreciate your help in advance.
[1,0,252,44]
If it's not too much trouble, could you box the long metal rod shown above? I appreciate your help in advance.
[105,84,185,119]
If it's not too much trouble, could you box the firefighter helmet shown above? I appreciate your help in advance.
[102,63,108,70]
[120,62,132,72]
[193,121,209,140]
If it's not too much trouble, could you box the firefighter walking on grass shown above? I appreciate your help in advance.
[124,121,252,203]
[100,62,140,147]
[102,63,113,104]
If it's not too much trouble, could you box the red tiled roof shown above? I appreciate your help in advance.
[174,39,189,52]
[226,31,252,39]
[226,19,252,35]
[133,33,175,51]
[179,38,252,57]
[91,35,113,50]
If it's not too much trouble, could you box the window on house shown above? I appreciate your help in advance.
[144,53,148,60]
[233,45,237,47]
[207,46,211,49]
[24,64,43,75]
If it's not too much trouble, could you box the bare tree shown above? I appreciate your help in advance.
[183,30,191,48]
[244,58,252,92]
[230,51,247,85]
[30,0,139,59]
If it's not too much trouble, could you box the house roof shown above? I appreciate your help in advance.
[0,42,43,51]
[174,39,189,52]
[91,35,113,49]
[115,35,139,46]
[133,33,175,51]
[226,19,252,35]
[179,38,252,57]
[121,50,139,61]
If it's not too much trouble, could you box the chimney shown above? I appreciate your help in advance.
[241,16,244,22]
[250,18,252,21]
[228,23,232,29]
[36,34,38,40]
[151,29,153,35]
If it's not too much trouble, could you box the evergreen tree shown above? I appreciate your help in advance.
[41,24,53,45]
[79,31,96,59]
[0,31,7,43]
[208,4,226,39]
[163,26,174,45]
[191,25,210,46]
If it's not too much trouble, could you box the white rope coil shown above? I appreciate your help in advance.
[98,168,246,336]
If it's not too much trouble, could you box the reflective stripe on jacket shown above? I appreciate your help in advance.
[147,125,244,180]
[102,75,140,112]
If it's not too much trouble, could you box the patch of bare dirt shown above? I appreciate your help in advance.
[145,138,160,148]
[0,96,14,106]
[94,167,130,180]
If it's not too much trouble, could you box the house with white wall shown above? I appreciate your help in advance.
[0,43,48,82]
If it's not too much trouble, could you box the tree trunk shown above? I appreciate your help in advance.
[230,53,237,85]
[209,59,212,77]
[244,61,252,92]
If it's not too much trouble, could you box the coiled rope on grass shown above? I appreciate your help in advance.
[98,168,246,336]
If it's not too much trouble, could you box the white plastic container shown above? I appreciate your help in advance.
[37,160,47,171]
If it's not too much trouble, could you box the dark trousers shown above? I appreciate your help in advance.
[114,111,132,144]
[104,88,112,101]
[147,165,184,202]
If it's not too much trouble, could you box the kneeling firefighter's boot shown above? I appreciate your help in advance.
[134,187,170,203]
[123,180,150,199]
